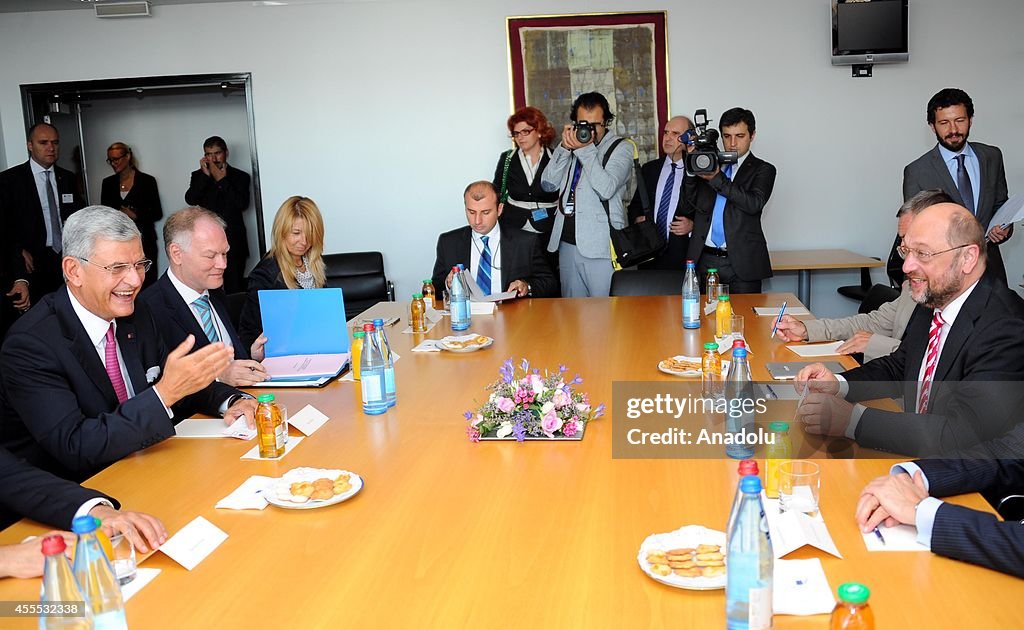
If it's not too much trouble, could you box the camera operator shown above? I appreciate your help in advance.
[541,92,633,297]
[682,107,776,293]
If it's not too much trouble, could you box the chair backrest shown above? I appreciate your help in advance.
[858,283,901,314]
[610,269,685,297]
[322,252,391,320]
[226,291,247,331]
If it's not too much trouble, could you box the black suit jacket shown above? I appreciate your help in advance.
[184,165,251,258]
[431,225,556,299]
[903,142,1010,283]
[493,148,559,233]
[0,446,118,530]
[238,256,286,352]
[0,160,85,296]
[681,153,776,281]
[842,273,1024,456]
[0,288,241,481]
[628,157,689,270]
[101,170,163,285]
[912,424,1024,578]
[139,272,246,360]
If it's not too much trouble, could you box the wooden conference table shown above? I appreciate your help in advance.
[770,249,884,308]
[0,294,1018,628]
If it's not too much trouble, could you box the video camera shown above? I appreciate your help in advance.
[683,109,738,175]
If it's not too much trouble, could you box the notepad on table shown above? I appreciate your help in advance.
[786,341,844,358]
[754,306,810,317]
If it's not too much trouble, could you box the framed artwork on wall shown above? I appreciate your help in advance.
[506,11,670,165]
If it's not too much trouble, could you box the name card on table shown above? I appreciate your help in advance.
[762,493,842,559]
[158,516,228,571]
[288,405,329,436]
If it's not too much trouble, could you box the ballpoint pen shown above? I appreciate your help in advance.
[873,527,886,545]
[770,301,788,339]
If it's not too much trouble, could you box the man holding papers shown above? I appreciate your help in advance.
[432,181,556,299]
[775,191,951,361]
[855,423,1024,578]
[140,207,268,386]
[0,206,254,481]
[795,202,1024,456]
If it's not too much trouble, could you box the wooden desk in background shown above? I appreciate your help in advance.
[770,249,884,308]
[0,294,1017,628]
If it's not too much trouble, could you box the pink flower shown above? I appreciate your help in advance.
[495,397,516,414]
[541,409,563,438]
[563,420,579,437]
[576,402,591,414]
[552,389,571,409]
[472,414,484,427]
[514,388,535,404]
[466,426,481,442]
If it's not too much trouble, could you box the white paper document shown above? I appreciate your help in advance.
[174,416,255,440]
[754,306,810,317]
[158,516,228,571]
[786,341,844,358]
[470,301,497,315]
[215,475,274,510]
[288,404,329,436]
[121,568,160,602]
[773,559,835,616]
[763,493,842,558]
[862,523,930,551]
[988,193,1024,230]
[240,436,305,460]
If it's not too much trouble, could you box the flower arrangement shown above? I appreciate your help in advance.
[465,358,605,442]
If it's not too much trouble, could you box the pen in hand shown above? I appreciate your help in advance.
[770,301,788,339]
[873,527,886,545]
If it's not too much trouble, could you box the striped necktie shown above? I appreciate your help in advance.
[655,163,678,236]
[917,311,944,414]
[193,295,221,342]
[955,154,975,214]
[477,236,492,295]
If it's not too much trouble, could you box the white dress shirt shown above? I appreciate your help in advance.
[703,151,749,249]
[654,156,686,239]
[167,268,232,348]
[469,223,503,295]
[938,143,981,213]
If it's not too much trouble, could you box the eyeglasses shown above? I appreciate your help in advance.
[106,154,128,165]
[896,244,970,262]
[78,257,152,278]
[510,128,535,138]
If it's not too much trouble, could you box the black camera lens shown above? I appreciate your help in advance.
[574,122,593,144]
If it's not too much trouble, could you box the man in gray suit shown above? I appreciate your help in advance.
[541,92,632,297]
[903,88,1010,283]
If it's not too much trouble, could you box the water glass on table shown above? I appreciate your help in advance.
[778,460,820,515]
[110,533,137,585]
[730,314,744,341]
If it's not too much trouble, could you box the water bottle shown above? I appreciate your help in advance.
[682,259,701,329]
[71,516,126,629]
[449,265,471,331]
[706,268,719,309]
[726,476,774,630]
[40,535,93,629]
[372,318,397,408]
[725,347,755,459]
[359,323,388,415]
[726,459,761,543]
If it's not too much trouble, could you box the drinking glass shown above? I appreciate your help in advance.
[778,460,820,514]
[110,534,137,585]
[730,314,744,340]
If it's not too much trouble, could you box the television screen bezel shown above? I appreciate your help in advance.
[831,0,909,66]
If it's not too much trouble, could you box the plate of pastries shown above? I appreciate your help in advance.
[657,355,703,377]
[439,335,494,353]
[637,525,726,590]
[264,467,363,509]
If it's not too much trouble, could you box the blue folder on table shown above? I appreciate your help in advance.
[257,288,350,385]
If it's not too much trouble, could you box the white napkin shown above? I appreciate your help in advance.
[401,319,440,334]
[411,340,445,352]
[240,436,304,460]
[215,475,275,510]
[773,559,835,616]
[121,568,160,602]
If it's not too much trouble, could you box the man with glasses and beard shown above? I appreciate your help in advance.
[793,202,1024,457]
[903,88,1011,283]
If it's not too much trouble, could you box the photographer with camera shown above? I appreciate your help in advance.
[541,92,633,297]
[682,107,776,293]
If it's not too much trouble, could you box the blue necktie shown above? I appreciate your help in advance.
[955,154,975,214]
[193,295,221,343]
[477,236,492,295]
[655,163,677,235]
[709,163,734,248]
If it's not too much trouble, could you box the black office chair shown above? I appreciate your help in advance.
[609,269,685,297]
[226,291,247,331]
[857,283,901,314]
[322,251,395,320]
[836,257,882,304]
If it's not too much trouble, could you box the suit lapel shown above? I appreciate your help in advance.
[971,143,992,216]
[20,162,45,217]
[210,289,243,351]
[927,147,961,204]
[55,290,119,404]
[116,319,148,393]
[933,280,988,383]
[161,276,207,345]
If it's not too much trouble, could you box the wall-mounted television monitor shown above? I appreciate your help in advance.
[831,0,909,66]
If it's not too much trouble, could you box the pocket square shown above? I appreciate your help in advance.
[146,366,161,383]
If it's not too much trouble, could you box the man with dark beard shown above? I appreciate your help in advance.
[903,88,1011,283]
[793,203,1024,457]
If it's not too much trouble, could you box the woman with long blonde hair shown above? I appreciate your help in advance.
[238,196,327,349]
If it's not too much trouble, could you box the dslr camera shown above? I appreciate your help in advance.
[683,109,738,174]
[573,120,597,144]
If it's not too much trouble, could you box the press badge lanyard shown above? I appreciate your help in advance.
[560,159,584,216]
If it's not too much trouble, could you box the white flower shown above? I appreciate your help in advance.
[541,401,555,416]
[496,421,514,439]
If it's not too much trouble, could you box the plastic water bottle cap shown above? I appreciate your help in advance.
[732,339,746,349]
[373,318,384,326]
[703,342,718,350]
[718,295,730,301]
[363,323,375,333]
[769,421,790,432]
[413,293,423,299]
[257,393,275,403]
[738,459,760,475]
[41,534,67,556]
[353,331,365,338]
[837,582,871,604]
[71,515,98,534]
[708,268,718,273]
[732,348,747,359]
[739,475,762,493]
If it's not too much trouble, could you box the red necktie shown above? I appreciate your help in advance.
[105,323,129,404]
[917,311,944,414]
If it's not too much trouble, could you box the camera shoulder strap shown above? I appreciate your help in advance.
[598,138,625,220]
[498,149,515,204]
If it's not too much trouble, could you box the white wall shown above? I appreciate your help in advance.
[1,0,1022,316]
